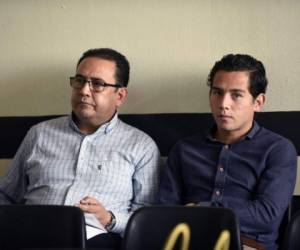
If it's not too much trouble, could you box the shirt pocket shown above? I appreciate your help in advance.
[88,156,135,195]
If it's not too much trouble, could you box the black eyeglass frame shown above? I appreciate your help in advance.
[69,76,123,92]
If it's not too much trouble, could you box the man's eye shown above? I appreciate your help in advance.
[232,93,242,99]
[75,77,86,84]
[92,80,105,87]
[212,90,221,96]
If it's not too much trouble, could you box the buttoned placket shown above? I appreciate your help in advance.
[64,133,98,205]
[211,144,230,203]
[63,114,117,205]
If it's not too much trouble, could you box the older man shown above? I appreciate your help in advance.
[0,48,160,249]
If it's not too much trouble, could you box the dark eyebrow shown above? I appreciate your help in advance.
[211,86,222,91]
[75,74,85,78]
[211,86,246,93]
[74,74,104,82]
[90,77,105,81]
[211,87,224,94]
[230,89,246,93]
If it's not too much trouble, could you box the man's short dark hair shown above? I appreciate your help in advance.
[207,54,268,98]
[77,48,130,87]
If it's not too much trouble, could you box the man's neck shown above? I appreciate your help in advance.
[72,115,105,135]
[214,129,249,145]
[78,123,100,135]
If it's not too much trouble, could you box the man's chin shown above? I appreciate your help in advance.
[217,124,234,132]
[75,110,95,121]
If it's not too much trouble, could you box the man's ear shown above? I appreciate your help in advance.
[254,93,265,112]
[115,87,128,108]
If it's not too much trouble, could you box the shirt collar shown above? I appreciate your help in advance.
[207,121,260,143]
[69,111,119,135]
[246,121,259,139]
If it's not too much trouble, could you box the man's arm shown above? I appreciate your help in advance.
[158,145,184,205]
[219,139,297,234]
[0,128,33,204]
[113,139,160,234]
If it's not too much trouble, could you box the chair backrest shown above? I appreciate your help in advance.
[291,195,300,216]
[276,206,291,248]
[122,206,241,250]
[282,210,300,250]
[0,205,86,250]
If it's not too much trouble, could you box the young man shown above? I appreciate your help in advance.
[159,54,297,250]
[0,48,160,249]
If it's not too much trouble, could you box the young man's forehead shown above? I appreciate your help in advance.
[211,85,247,92]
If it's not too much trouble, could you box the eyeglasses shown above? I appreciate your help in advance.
[70,76,123,92]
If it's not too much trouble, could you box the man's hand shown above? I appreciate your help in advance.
[76,196,111,227]
[185,203,197,206]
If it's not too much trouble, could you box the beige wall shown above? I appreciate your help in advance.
[0,1,299,190]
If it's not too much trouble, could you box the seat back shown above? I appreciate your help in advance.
[276,206,291,248]
[122,206,241,250]
[0,205,86,250]
[290,195,300,216]
[282,210,300,250]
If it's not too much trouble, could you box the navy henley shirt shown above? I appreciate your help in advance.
[159,121,297,250]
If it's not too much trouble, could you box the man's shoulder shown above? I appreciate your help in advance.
[171,132,207,151]
[256,126,296,152]
[258,126,293,145]
[30,116,69,131]
[115,119,160,155]
[117,119,157,144]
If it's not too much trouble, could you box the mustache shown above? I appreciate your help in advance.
[76,98,95,106]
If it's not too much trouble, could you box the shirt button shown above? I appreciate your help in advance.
[224,145,229,149]
[215,190,221,196]
[219,167,224,172]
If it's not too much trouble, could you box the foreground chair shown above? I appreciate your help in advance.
[282,210,300,250]
[122,206,241,250]
[0,205,86,250]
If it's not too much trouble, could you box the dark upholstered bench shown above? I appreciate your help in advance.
[0,111,299,158]
[0,111,299,249]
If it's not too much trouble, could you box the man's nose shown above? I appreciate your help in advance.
[219,94,231,109]
[79,81,93,94]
